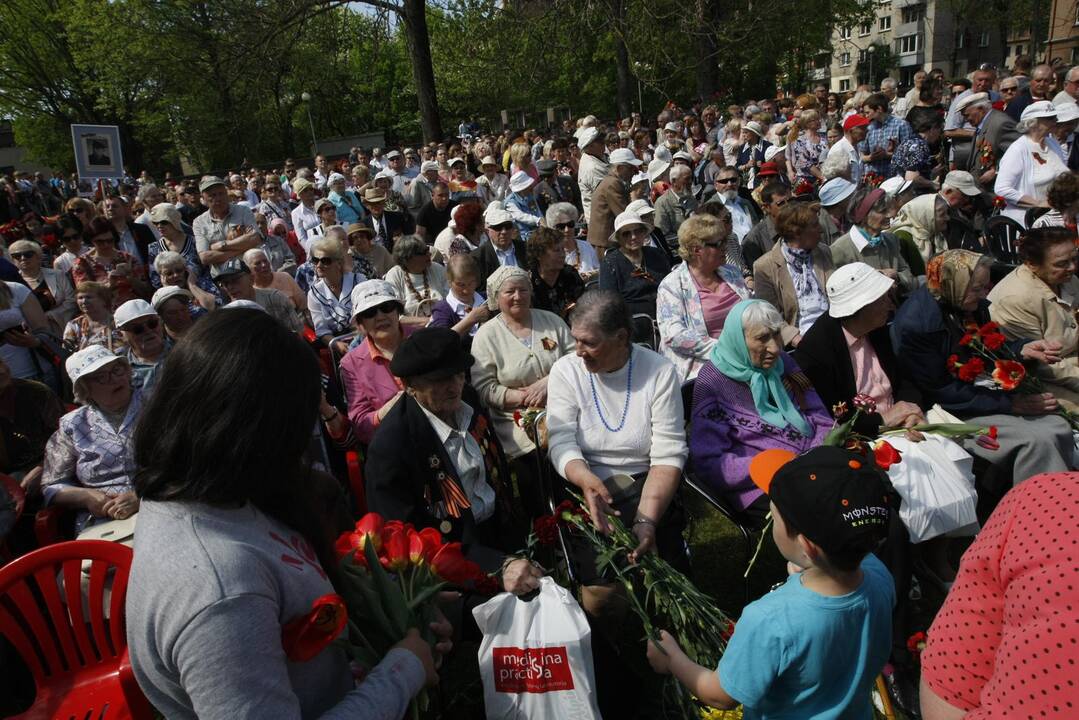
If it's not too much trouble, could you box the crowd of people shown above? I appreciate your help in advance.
[2,57,1079,720]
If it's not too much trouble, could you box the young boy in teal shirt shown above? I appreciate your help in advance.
[647,446,896,719]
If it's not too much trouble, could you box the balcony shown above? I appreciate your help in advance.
[896,52,926,67]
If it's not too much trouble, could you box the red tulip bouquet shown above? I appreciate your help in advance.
[948,320,1079,429]
[330,512,492,717]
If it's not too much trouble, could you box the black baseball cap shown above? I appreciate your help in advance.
[750,446,892,556]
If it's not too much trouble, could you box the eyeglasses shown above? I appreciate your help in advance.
[716,177,739,185]
[311,256,336,266]
[152,220,172,228]
[10,251,37,260]
[491,223,514,232]
[555,222,575,231]
[358,301,399,320]
[88,364,127,384]
[123,317,159,335]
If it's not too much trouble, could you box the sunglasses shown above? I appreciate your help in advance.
[311,256,336,266]
[620,227,649,238]
[152,220,172,228]
[358,301,400,320]
[770,198,789,208]
[10,251,37,260]
[491,223,514,231]
[555,222,575,231]
[123,317,159,335]
[716,177,739,185]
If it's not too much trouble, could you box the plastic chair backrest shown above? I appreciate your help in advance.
[984,215,1024,265]
[0,540,151,719]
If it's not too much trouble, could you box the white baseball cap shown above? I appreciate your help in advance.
[151,285,192,310]
[421,160,440,173]
[608,148,643,167]
[1021,100,1058,122]
[485,206,514,226]
[350,279,403,319]
[509,171,535,193]
[663,121,682,133]
[576,127,601,149]
[630,171,650,186]
[827,262,896,318]
[114,299,158,329]
[1056,102,1079,123]
[879,176,913,198]
[66,345,124,385]
[672,150,695,165]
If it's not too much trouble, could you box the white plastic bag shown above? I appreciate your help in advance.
[883,435,979,543]
[473,577,603,720]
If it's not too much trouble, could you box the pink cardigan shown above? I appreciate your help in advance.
[339,326,413,445]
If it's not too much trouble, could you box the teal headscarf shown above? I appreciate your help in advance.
[708,299,812,436]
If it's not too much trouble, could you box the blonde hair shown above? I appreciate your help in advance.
[75,280,113,305]
[788,109,821,145]
[677,214,727,262]
[510,142,532,169]
[310,236,345,262]
[65,197,94,215]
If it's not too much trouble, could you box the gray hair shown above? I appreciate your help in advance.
[569,289,633,343]
[242,247,269,266]
[392,235,430,267]
[669,164,692,183]
[310,236,346,262]
[1068,66,1079,84]
[1017,113,1054,133]
[136,184,160,203]
[880,78,897,91]
[323,224,347,245]
[153,250,186,274]
[741,301,784,333]
[545,202,579,226]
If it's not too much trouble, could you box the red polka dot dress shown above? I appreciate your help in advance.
[921,472,1079,718]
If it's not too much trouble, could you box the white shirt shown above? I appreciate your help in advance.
[444,291,485,336]
[290,203,320,252]
[418,403,495,522]
[566,239,599,277]
[826,137,864,185]
[721,194,753,241]
[313,169,330,190]
[577,152,610,217]
[546,345,687,480]
[495,245,519,267]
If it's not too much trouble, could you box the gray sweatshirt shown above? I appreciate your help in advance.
[126,499,425,719]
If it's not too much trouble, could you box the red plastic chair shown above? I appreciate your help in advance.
[0,540,153,719]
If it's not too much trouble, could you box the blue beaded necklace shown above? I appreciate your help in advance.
[589,349,633,432]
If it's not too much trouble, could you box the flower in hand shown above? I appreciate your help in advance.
[991,359,1026,391]
[645,629,683,675]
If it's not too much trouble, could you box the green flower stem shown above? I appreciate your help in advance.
[744,515,772,579]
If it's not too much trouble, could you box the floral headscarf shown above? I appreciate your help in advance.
[925,249,984,309]
[485,265,531,311]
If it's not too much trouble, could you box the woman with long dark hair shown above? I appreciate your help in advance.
[126,309,443,719]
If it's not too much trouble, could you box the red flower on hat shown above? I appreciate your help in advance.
[874,441,902,470]
[992,359,1025,391]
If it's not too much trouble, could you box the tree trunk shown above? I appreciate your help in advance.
[695,0,721,100]
[399,0,443,143]
[615,35,633,118]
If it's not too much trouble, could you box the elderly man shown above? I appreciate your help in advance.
[740,181,791,272]
[134,184,167,241]
[653,164,697,239]
[576,127,609,218]
[704,166,760,244]
[408,160,440,214]
[859,93,914,179]
[211,259,302,331]
[382,150,407,195]
[880,78,903,117]
[1053,65,1079,106]
[944,67,999,169]
[361,187,408,250]
[900,70,928,118]
[192,176,262,273]
[938,170,983,249]
[588,147,640,258]
[114,299,170,394]
[956,92,1018,190]
[289,177,320,251]
[824,113,869,184]
[415,181,453,241]
[472,206,528,283]
[103,194,155,264]
[1006,63,1055,121]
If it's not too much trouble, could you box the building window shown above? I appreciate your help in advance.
[1075,4,1078,24]
[979,30,990,47]
[879,15,892,31]
[1073,46,1079,63]
[859,21,872,36]
[858,48,869,63]
[901,5,924,23]
[897,34,920,54]
[840,51,852,66]
[840,79,852,91]
[956,31,965,49]
[840,26,852,39]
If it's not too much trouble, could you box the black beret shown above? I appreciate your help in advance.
[390,326,474,379]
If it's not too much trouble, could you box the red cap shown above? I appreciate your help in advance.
[757,161,780,176]
[842,114,870,131]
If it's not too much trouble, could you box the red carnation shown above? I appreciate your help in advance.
[946,354,961,376]
[991,359,1025,391]
[874,441,902,470]
[982,332,1006,350]
[533,515,560,546]
[957,356,986,382]
[959,333,974,346]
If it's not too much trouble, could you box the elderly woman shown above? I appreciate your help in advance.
[1031,170,1079,228]
[893,250,1074,484]
[307,237,367,354]
[752,202,835,348]
[254,212,298,275]
[830,188,915,296]
[62,281,125,353]
[245,247,307,313]
[384,235,449,321]
[72,216,150,306]
[41,346,142,532]
[9,239,76,334]
[784,109,828,185]
[147,203,203,289]
[599,211,672,343]
[988,227,1079,411]
[657,214,751,381]
[547,202,598,282]
[154,250,218,313]
[126,310,442,719]
[690,299,834,517]
[429,254,490,347]
[52,213,88,276]
[476,155,510,205]
[471,266,575,517]
[889,192,949,277]
[151,286,196,340]
[327,172,365,226]
[433,203,485,262]
[365,326,539,589]
[528,226,585,320]
[344,223,392,278]
[995,101,1068,226]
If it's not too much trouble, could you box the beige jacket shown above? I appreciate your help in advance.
[752,241,835,346]
[988,264,1079,411]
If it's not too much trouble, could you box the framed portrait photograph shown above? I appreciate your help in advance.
[71,124,124,180]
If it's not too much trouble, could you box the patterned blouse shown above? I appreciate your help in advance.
[63,315,126,354]
[891,136,933,179]
[71,250,146,308]
[786,134,829,182]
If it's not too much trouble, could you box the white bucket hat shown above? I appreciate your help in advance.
[827,262,895,318]
[350,279,403,319]
[609,210,648,244]
[509,171,534,193]
[608,148,643,167]
[626,199,654,217]
[647,158,671,183]
[65,345,124,386]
